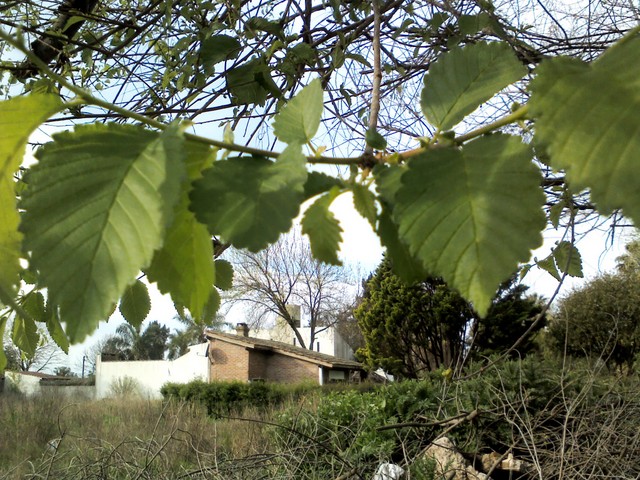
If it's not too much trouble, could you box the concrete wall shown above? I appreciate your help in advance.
[252,325,355,359]
[95,342,209,399]
[2,372,95,399]
[3,371,41,396]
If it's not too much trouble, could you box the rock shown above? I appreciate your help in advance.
[372,462,405,480]
[423,437,488,480]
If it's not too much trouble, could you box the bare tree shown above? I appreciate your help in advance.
[227,230,355,349]
[3,328,65,373]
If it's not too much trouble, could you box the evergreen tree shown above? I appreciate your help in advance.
[355,259,544,378]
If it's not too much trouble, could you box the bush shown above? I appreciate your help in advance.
[161,380,319,416]
[272,356,640,479]
[109,376,141,397]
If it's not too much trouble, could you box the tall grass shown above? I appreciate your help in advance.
[0,392,276,479]
[2,358,639,479]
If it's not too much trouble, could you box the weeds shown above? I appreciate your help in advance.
[1,356,639,479]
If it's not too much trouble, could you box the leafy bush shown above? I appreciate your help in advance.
[272,356,639,478]
[161,380,319,416]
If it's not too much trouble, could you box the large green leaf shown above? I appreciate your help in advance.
[530,33,640,225]
[21,290,70,353]
[190,144,307,251]
[12,315,39,358]
[377,205,427,284]
[394,134,545,316]
[303,171,343,200]
[351,183,377,228]
[45,305,69,354]
[147,199,214,318]
[553,241,583,278]
[0,94,62,296]
[146,142,215,318]
[214,259,234,291]
[273,79,323,144]
[226,58,281,106]
[375,165,428,283]
[119,279,151,329]
[421,42,526,131]
[301,187,343,265]
[200,35,241,69]
[20,124,186,342]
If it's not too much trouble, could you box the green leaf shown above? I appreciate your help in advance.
[226,58,280,106]
[201,288,221,324]
[246,17,284,38]
[45,306,69,354]
[303,171,343,200]
[288,43,316,64]
[146,141,215,319]
[21,291,46,321]
[301,187,343,265]
[200,35,241,68]
[345,52,372,68]
[374,165,427,283]
[351,183,377,228]
[20,123,186,342]
[421,42,526,131]
[377,205,427,284]
[214,259,234,290]
[530,34,640,226]
[536,254,561,281]
[119,280,151,329]
[365,127,387,150]
[549,202,564,229]
[0,95,62,296]
[191,144,307,251]
[375,164,405,204]
[394,135,545,316]
[273,79,323,144]
[458,13,492,36]
[553,241,583,277]
[147,199,214,318]
[12,315,39,358]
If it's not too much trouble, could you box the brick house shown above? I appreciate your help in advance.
[204,324,364,385]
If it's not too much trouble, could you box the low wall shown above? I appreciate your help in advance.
[95,343,209,399]
[1,372,95,399]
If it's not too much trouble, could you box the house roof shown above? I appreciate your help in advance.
[204,329,363,370]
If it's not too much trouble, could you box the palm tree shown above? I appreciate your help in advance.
[102,321,170,360]
[167,313,225,359]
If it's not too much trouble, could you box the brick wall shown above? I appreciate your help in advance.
[209,340,249,381]
[248,351,268,380]
[208,339,320,383]
[261,353,318,383]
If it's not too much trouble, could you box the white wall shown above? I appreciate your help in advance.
[95,342,209,399]
[4,371,41,396]
[251,324,355,360]
[2,372,95,399]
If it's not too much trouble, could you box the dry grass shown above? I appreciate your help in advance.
[0,393,275,479]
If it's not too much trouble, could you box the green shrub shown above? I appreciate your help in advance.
[161,380,319,416]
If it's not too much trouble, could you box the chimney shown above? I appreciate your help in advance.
[235,322,249,337]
